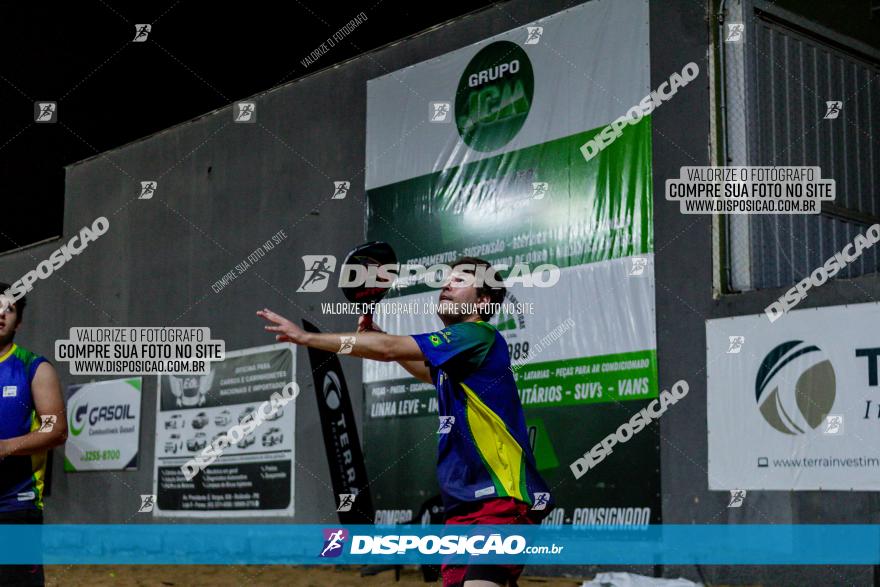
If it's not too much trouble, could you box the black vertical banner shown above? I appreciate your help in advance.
[302,320,375,524]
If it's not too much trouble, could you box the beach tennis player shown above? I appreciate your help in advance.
[0,287,68,587]
[258,256,552,587]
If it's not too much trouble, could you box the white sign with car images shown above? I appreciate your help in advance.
[152,343,296,517]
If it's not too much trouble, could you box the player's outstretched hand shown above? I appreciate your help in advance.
[257,308,307,345]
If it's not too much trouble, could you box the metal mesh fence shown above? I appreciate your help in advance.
[720,0,880,292]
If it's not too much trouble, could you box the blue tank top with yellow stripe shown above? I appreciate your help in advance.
[0,344,48,512]
[412,321,552,515]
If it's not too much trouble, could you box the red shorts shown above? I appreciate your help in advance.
[441,497,539,587]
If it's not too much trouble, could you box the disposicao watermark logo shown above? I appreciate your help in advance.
[823,101,842,120]
[524,26,543,45]
[727,335,745,353]
[430,101,451,123]
[332,181,350,199]
[296,257,560,293]
[437,416,455,434]
[728,490,746,508]
[340,532,563,556]
[319,528,348,558]
[337,493,356,512]
[725,23,744,42]
[824,414,844,435]
[181,382,300,480]
[297,256,338,292]
[755,341,835,435]
[350,533,524,555]
[133,24,151,42]
[3,216,109,302]
[35,102,57,123]
[531,492,550,510]
[138,494,155,513]
[764,223,880,322]
[138,181,157,200]
[38,415,56,433]
[235,102,256,123]
[580,62,699,162]
[570,380,689,479]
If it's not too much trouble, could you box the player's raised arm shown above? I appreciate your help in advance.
[356,315,432,384]
[257,308,425,363]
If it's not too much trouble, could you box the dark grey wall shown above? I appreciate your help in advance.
[0,0,877,583]
[651,0,880,584]
[0,0,595,525]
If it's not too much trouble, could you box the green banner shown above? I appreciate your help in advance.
[368,121,653,295]
[363,0,657,528]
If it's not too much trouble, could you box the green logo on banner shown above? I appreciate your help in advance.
[526,419,559,471]
[69,401,86,436]
[495,309,517,332]
[456,41,534,152]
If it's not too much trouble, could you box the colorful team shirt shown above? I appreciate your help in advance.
[0,344,48,512]
[412,321,552,514]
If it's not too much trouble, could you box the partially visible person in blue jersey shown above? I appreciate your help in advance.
[0,284,67,587]
[257,257,552,587]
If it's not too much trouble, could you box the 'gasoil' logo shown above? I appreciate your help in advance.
[69,402,136,436]
[755,340,836,435]
[455,41,534,152]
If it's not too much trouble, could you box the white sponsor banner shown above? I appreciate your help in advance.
[65,378,142,471]
[365,0,650,190]
[363,258,656,383]
[706,302,880,490]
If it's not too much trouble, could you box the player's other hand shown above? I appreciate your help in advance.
[257,308,308,345]
[357,314,383,333]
